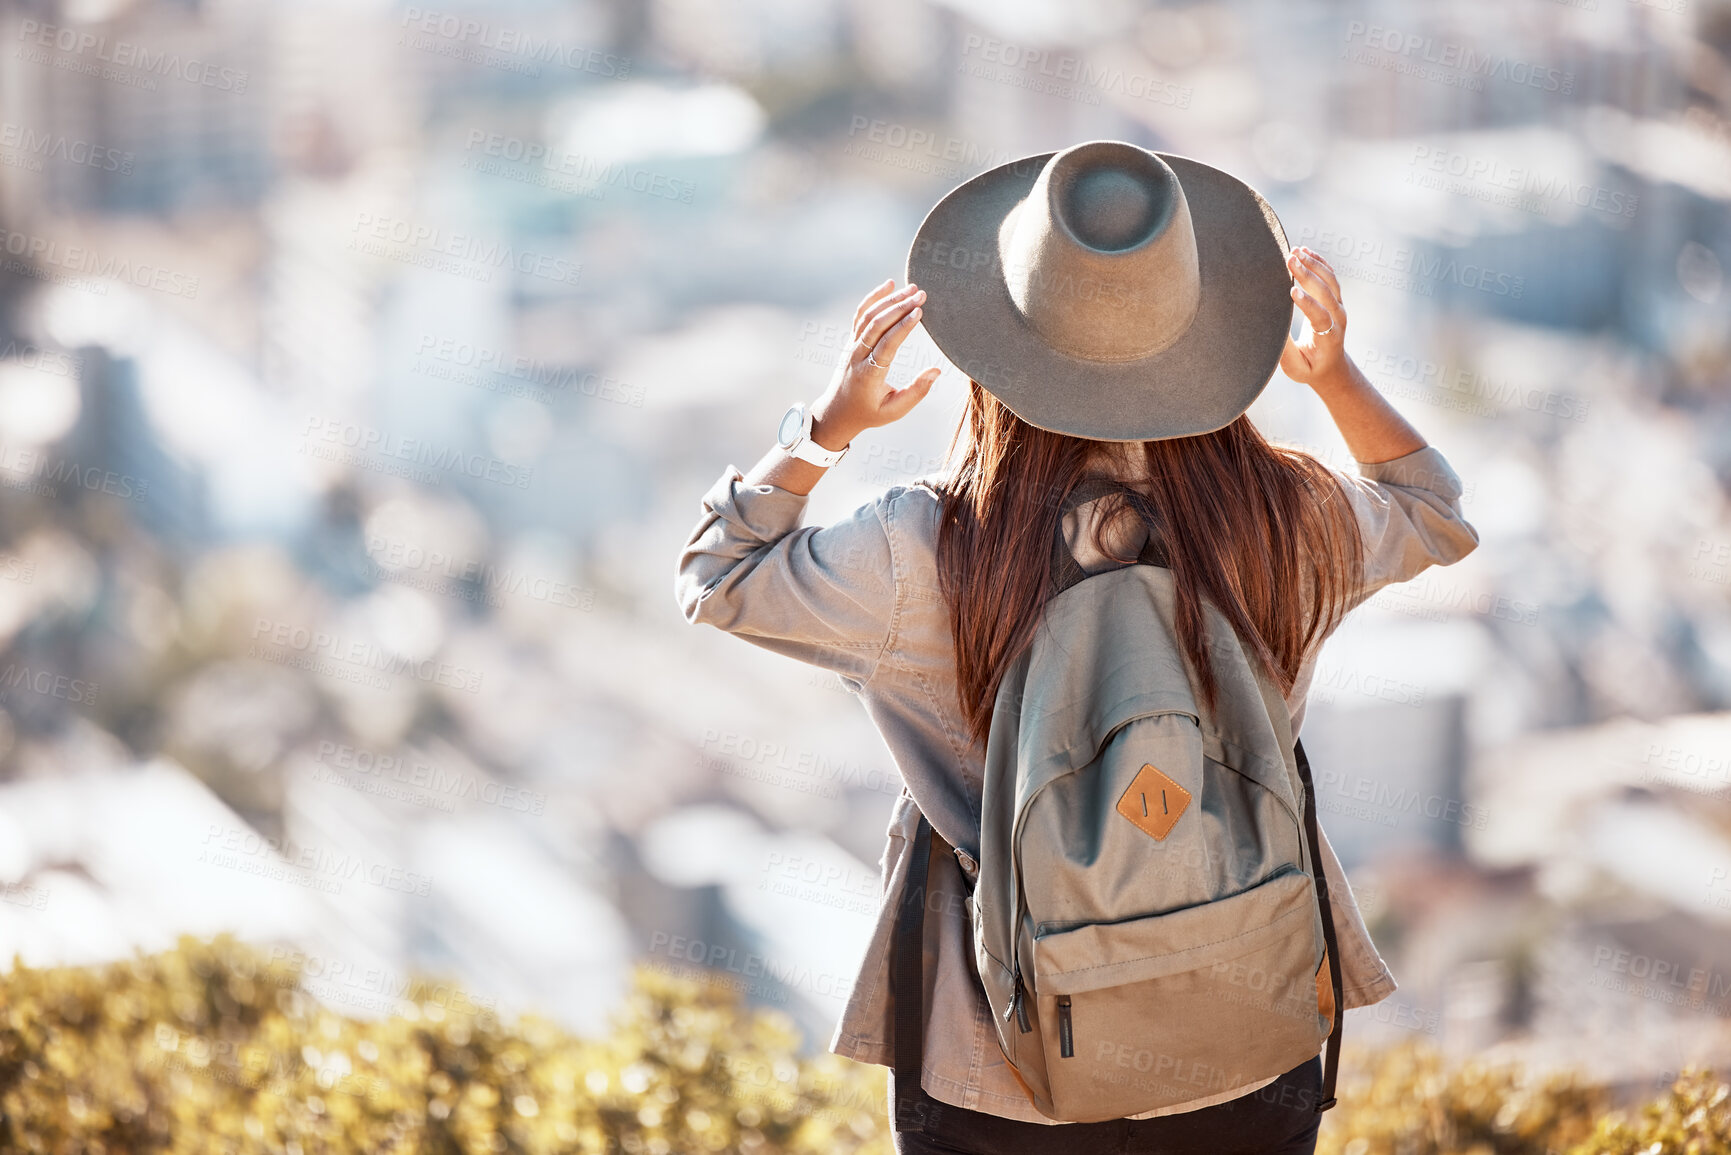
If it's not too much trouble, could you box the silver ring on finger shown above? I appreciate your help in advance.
[866,352,887,368]
[1315,320,1336,337]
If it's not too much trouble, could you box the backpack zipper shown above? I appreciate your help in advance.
[1002,968,1033,1033]
[1057,995,1073,1058]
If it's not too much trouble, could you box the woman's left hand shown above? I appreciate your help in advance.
[1279,246,1352,392]
[809,279,942,450]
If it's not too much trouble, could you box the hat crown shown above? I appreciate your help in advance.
[1065,167,1164,250]
[999,141,1201,363]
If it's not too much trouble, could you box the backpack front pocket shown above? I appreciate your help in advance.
[1026,865,1328,1122]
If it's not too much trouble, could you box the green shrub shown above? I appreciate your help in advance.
[0,934,889,1154]
[1,935,1726,1154]
[1316,1038,1608,1155]
[1566,1067,1731,1155]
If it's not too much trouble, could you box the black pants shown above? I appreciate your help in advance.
[890,1054,1323,1155]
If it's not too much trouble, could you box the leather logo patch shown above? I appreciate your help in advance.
[1316,944,1335,1020]
[1117,763,1191,841]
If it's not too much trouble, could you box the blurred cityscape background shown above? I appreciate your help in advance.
[0,0,1727,1107]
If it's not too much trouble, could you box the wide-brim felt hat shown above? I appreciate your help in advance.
[905,140,1294,442]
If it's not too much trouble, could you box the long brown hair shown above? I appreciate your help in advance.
[934,379,1365,750]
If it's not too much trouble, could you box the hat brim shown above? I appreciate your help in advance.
[905,150,1293,442]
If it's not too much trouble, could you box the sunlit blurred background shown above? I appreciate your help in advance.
[0,0,1728,1107]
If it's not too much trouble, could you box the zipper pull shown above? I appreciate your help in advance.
[1002,968,1022,1022]
[1057,995,1073,1058]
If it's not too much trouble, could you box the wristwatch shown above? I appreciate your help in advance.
[776,400,851,467]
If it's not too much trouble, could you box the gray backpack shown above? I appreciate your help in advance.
[892,477,1343,1127]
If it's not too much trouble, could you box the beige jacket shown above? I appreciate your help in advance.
[674,443,1480,1122]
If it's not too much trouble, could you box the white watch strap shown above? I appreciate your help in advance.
[789,435,848,467]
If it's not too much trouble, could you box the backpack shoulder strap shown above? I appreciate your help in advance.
[892,811,937,1131]
[1049,477,1170,595]
[1295,737,1345,1112]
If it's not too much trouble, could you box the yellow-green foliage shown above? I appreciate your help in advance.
[0,934,891,1154]
[2,935,1728,1154]
[1568,1067,1731,1155]
[1317,1039,1609,1155]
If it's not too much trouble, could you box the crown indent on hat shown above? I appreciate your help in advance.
[999,142,1202,363]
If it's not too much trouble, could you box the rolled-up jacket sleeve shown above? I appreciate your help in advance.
[1331,444,1480,603]
[673,464,902,688]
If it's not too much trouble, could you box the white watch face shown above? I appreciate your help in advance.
[777,403,804,447]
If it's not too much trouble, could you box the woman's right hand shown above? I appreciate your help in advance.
[809,279,942,450]
[1279,246,1353,392]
